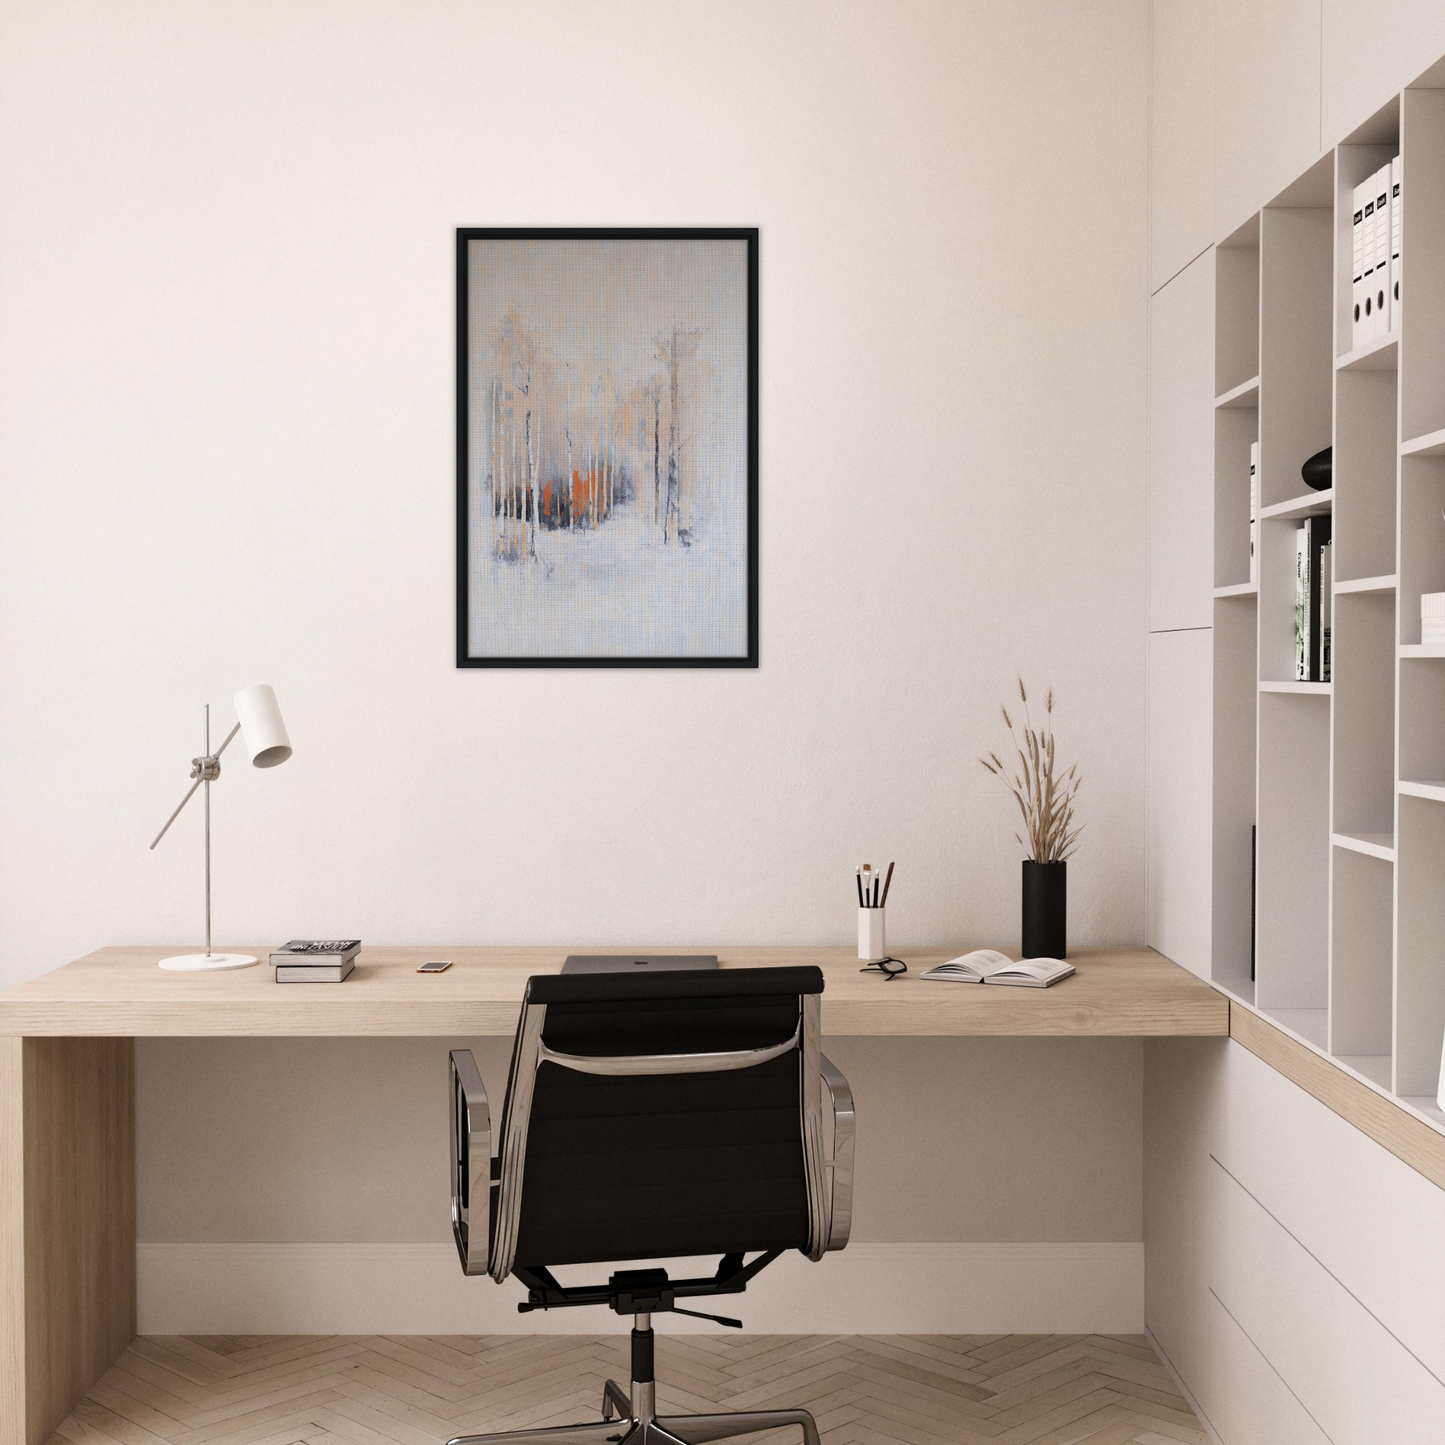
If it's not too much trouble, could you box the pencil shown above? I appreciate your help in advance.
[880,860,895,907]
[855,869,865,908]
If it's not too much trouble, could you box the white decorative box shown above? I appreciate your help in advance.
[1422,593,1445,644]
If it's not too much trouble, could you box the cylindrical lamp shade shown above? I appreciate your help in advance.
[233,684,292,768]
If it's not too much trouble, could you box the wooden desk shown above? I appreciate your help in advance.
[0,943,1225,1038]
[0,944,1223,1445]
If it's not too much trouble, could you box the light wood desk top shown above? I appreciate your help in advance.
[0,944,1227,1037]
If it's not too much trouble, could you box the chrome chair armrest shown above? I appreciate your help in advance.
[819,1052,854,1251]
[450,1049,492,1276]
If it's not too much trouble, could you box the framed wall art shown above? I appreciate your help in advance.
[456,227,758,667]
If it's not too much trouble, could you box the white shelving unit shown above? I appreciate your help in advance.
[1212,80,1445,1133]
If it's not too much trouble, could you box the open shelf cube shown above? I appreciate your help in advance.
[1332,591,1396,837]
[1256,692,1330,1017]
[1216,216,1260,398]
[1397,795,1445,1097]
[1401,87,1445,444]
[1330,846,1393,1064]
[1259,187,1332,511]
[1212,593,1258,1003]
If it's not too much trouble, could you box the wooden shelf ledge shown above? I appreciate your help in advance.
[1230,1002,1445,1192]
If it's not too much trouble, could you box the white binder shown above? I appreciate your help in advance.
[1351,179,1368,349]
[1373,165,1391,341]
[1391,154,1402,333]
[1362,171,1380,341]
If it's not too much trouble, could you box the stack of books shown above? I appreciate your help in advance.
[270,939,361,983]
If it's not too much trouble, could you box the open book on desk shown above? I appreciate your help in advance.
[920,950,1075,988]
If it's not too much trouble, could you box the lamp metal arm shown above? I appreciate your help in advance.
[148,721,242,850]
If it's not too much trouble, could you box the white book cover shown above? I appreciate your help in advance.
[1373,164,1391,340]
[1351,178,1368,349]
[1249,440,1259,585]
[1391,154,1402,332]
[1320,539,1332,683]
[1295,525,1308,680]
[1346,177,1369,349]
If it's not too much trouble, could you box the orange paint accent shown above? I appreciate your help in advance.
[542,481,552,517]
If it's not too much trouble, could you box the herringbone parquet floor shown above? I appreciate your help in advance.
[49,1334,1210,1445]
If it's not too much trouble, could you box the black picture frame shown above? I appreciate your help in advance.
[455,227,759,669]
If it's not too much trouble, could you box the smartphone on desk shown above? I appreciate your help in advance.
[417,959,452,973]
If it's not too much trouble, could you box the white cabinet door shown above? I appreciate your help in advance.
[1147,629,1213,978]
[1322,0,1445,145]
[1149,251,1215,632]
[1215,0,1323,237]
[1150,0,1215,292]
[1197,1290,1332,1445]
[1214,1039,1445,1384]
[1211,1156,1445,1443]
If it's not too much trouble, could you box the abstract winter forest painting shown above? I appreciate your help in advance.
[456,228,758,667]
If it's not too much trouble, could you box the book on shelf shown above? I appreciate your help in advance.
[920,950,1074,988]
[1249,441,1259,585]
[1295,526,1308,679]
[276,958,355,983]
[1320,538,1332,682]
[1293,517,1332,681]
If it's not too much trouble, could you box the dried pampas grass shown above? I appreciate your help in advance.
[979,678,1083,863]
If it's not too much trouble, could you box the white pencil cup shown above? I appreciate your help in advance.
[858,907,886,962]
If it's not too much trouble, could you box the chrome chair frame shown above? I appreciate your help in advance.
[446,985,854,1445]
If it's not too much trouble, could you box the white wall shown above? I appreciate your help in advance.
[0,0,1152,1320]
[0,0,1149,980]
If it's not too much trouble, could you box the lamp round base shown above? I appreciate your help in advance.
[157,952,258,972]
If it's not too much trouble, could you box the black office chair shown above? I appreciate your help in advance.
[446,965,855,1445]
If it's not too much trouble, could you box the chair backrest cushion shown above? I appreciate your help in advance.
[506,966,823,1269]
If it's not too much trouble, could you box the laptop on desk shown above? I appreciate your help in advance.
[561,954,719,974]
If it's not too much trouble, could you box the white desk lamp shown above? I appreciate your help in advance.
[149,684,292,972]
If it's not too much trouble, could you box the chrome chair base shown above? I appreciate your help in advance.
[446,1379,822,1445]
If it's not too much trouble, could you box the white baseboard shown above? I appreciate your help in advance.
[137,1241,1143,1335]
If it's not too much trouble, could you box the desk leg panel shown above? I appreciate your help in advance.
[0,1037,136,1445]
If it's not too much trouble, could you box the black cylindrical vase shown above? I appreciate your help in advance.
[1022,860,1067,958]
